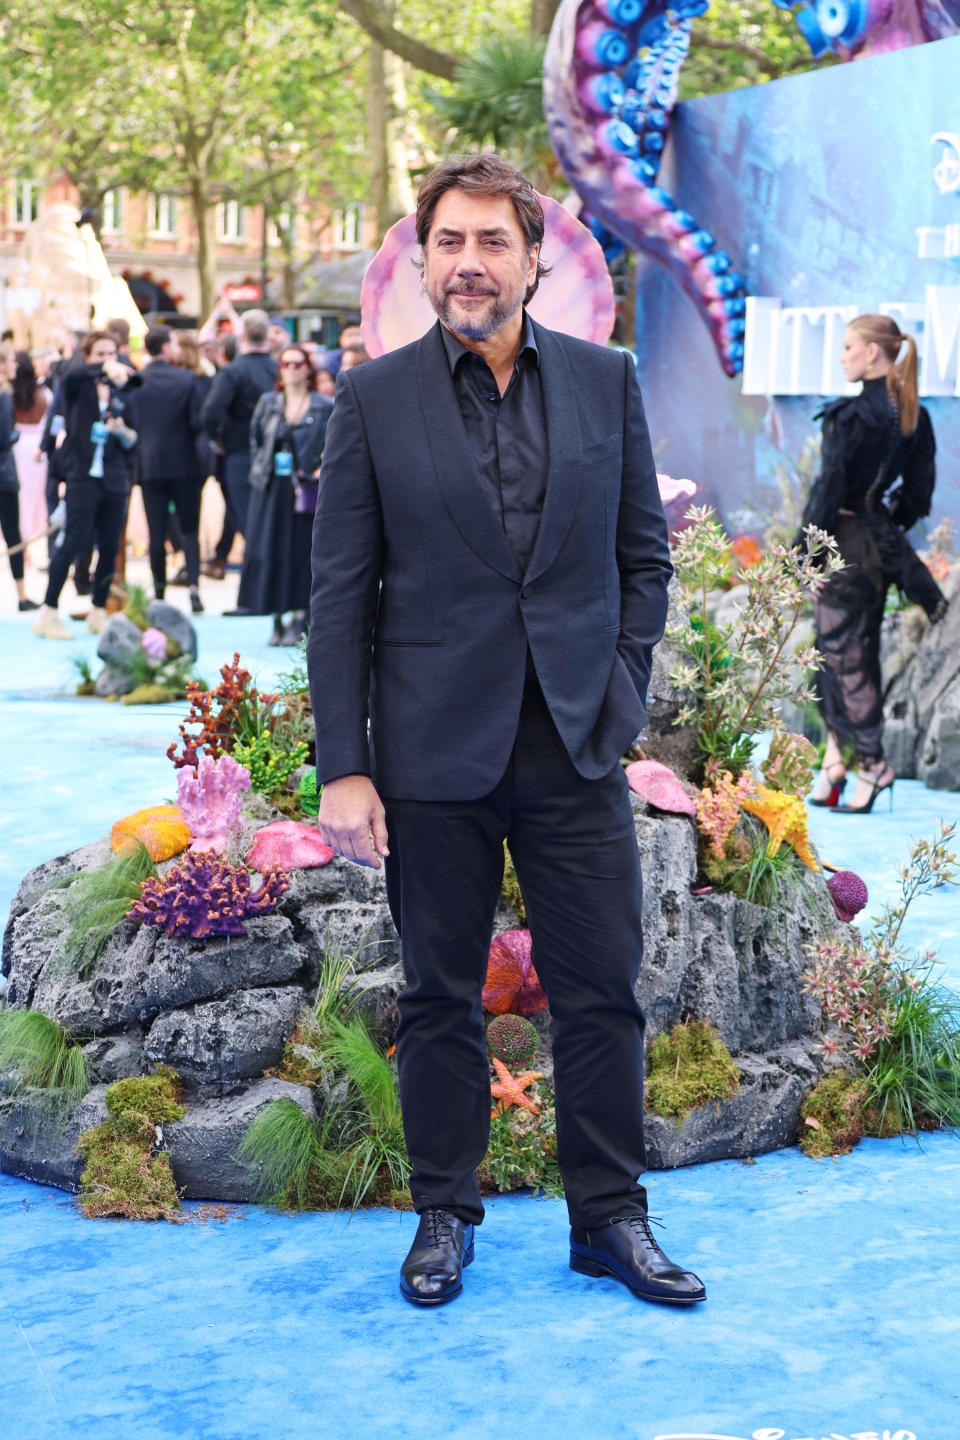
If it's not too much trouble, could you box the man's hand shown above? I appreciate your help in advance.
[316,775,389,869]
[102,359,129,387]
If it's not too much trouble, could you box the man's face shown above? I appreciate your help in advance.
[422,190,538,343]
[88,339,117,366]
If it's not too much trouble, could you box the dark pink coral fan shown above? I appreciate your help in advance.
[129,851,290,938]
[826,870,869,924]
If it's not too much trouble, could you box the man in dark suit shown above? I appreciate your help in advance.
[200,308,277,537]
[137,326,204,610]
[308,155,705,1310]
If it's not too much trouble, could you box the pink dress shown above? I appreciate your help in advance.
[13,385,51,563]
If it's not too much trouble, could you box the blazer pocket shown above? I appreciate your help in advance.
[375,638,445,647]
[582,432,621,465]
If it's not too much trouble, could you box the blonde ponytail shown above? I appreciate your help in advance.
[889,332,919,436]
[849,314,919,435]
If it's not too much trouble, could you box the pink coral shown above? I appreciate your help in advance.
[246,821,335,872]
[657,474,698,541]
[177,753,251,853]
[624,759,696,817]
[696,771,756,858]
[141,627,168,662]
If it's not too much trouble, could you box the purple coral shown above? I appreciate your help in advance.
[129,851,290,938]
[826,870,869,924]
[177,752,251,853]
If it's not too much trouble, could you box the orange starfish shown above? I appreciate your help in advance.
[490,1057,543,1116]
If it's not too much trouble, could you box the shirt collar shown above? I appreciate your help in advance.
[439,310,539,374]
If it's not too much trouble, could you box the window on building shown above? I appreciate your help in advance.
[12,179,40,227]
[333,203,362,249]
[101,189,124,234]
[149,194,178,237]
[217,200,246,242]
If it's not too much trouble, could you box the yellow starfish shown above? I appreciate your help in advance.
[490,1057,543,1116]
[742,782,819,871]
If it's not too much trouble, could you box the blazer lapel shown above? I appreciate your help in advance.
[416,323,522,584]
[523,321,584,587]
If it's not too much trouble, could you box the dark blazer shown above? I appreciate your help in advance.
[200,351,278,456]
[59,365,141,496]
[0,392,18,492]
[136,359,204,485]
[307,318,672,802]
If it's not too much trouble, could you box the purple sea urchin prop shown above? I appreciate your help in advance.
[826,870,869,924]
[129,851,290,938]
[487,1014,539,1070]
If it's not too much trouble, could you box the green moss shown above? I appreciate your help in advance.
[105,1067,185,1125]
[500,842,527,924]
[646,1019,740,1124]
[799,1073,867,1158]
[120,683,177,705]
[77,1066,185,1221]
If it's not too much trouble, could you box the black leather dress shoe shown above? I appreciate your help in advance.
[399,1208,475,1307]
[570,1214,706,1306]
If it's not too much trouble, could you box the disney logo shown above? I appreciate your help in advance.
[932,132,960,196]
[651,1428,917,1440]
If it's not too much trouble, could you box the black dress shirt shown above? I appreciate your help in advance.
[440,312,547,574]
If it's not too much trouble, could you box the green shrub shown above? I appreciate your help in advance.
[0,1009,91,1127]
[479,1097,561,1199]
[646,1019,740,1124]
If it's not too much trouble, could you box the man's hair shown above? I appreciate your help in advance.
[145,325,173,357]
[415,154,550,304]
[241,308,270,346]
[81,330,116,358]
[104,318,130,346]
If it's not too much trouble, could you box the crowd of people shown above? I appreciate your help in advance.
[0,308,370,644]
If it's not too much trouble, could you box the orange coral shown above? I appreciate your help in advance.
[490,1058,543,1116]
[741,783,819,871]
[731,534,763,569]
[482,930,548,1016]
[111,806,191,862]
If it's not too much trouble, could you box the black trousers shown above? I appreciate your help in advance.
[141,479,201,593]
[383,676,648,1229]
[0,490,24,582]
[44,481,127,609]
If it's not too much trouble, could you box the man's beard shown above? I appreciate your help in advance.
[426,275,527,341]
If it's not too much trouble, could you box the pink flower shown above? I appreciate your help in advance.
[141,627,168,663]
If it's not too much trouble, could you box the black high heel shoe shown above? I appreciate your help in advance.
[809,763,847,808]
[834,766,894,814]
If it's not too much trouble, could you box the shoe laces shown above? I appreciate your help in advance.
[424,1208,456,1246]
[612,1213,664,1250]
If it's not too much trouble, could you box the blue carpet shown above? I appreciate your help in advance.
[1,613,959,1440]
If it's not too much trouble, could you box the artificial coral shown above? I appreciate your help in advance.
[482,930,548,1017]
[696,771,755,859]
[486,1014,539,1070]
[246,821,334,873]
[176,753,251,853]
[624,759,697,817]
[741,783,819,870]
[110,805,191,862]
[826,870,869,924]
[168,654,278,770]
[232,732,309,797]
[762,731,818,799]
[129,851,290,938]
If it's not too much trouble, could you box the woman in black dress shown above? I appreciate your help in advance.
[803,314,946,813]
[238,344,333,645]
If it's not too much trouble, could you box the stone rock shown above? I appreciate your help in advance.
[165,1078,316,1200]
[97,613,142,668]
[144,986,306,1089]
[0,1084,109,1193]
[94,662,136,698]
[146,599,198,660]
[883,569,960,790]
[81,1032,150,1082]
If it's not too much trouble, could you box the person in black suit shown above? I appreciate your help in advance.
[200,309,277,538]
[137,326,204,610]
[308,155,705,1310]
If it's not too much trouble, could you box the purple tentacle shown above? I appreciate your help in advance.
[544,0,747,377]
